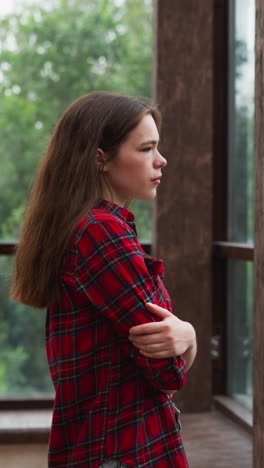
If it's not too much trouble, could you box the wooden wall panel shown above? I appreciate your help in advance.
[254,0,264,465]
[212,0,228,397]
[154,0,213,411]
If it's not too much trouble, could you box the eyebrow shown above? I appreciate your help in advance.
[139,139,159,146]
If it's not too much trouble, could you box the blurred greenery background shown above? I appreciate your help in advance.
[0,0,153,395]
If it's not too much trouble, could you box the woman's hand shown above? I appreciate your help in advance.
[128,302,196,370]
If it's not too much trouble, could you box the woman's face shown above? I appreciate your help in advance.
[101,114,167,206]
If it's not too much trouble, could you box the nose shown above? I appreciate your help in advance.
[154,150,167,168]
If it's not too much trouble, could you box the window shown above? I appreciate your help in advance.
[214,0,255,409]
[226,0,255,409]
[0,0,153,397]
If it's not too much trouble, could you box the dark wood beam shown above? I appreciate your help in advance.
[154,0,213,412]
[213,242,254,261]
[254,0,264,465]
[0,244,16,255]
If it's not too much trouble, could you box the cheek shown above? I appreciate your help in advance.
[109,150,151,188]
[116,158,145,177]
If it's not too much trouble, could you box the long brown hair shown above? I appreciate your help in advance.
[10,92,161,308]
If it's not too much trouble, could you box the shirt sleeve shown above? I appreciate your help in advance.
[67,218,187,392]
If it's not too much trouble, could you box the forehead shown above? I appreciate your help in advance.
[128,114,159,142]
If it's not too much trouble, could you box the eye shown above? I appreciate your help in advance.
[141,147,152,152]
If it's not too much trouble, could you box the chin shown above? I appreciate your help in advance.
[149,193,157,200]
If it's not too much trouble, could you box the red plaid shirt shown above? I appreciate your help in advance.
[46,199,189,467]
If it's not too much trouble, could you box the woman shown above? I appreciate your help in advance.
[11,92,196,467]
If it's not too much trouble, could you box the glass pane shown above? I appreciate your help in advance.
[0,0,153,243]
[227,260,253,410]
[0,256,53,395]
[228,0,255,243]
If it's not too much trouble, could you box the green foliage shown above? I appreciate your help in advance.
[0,0,153,240]
[228,38,255,243]
[0,0,153,395]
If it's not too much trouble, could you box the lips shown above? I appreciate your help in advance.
[151,177,161,185]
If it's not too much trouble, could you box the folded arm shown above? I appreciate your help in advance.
[68,218,187,392]
[129,302,197,371]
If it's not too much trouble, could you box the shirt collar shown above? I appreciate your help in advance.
[95,199,135,223]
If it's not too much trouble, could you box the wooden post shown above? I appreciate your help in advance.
[254,0,264,465]
[154,0,213,411]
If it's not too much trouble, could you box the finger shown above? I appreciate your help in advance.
[139,349,174,359]
[129,333,164,345]
[145,302,173,318]
[141,344,186,355]
[138,343,168,353]
[130,342,167,352]
[129,321,162,336]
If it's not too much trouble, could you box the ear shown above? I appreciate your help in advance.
[96,148,108,172]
